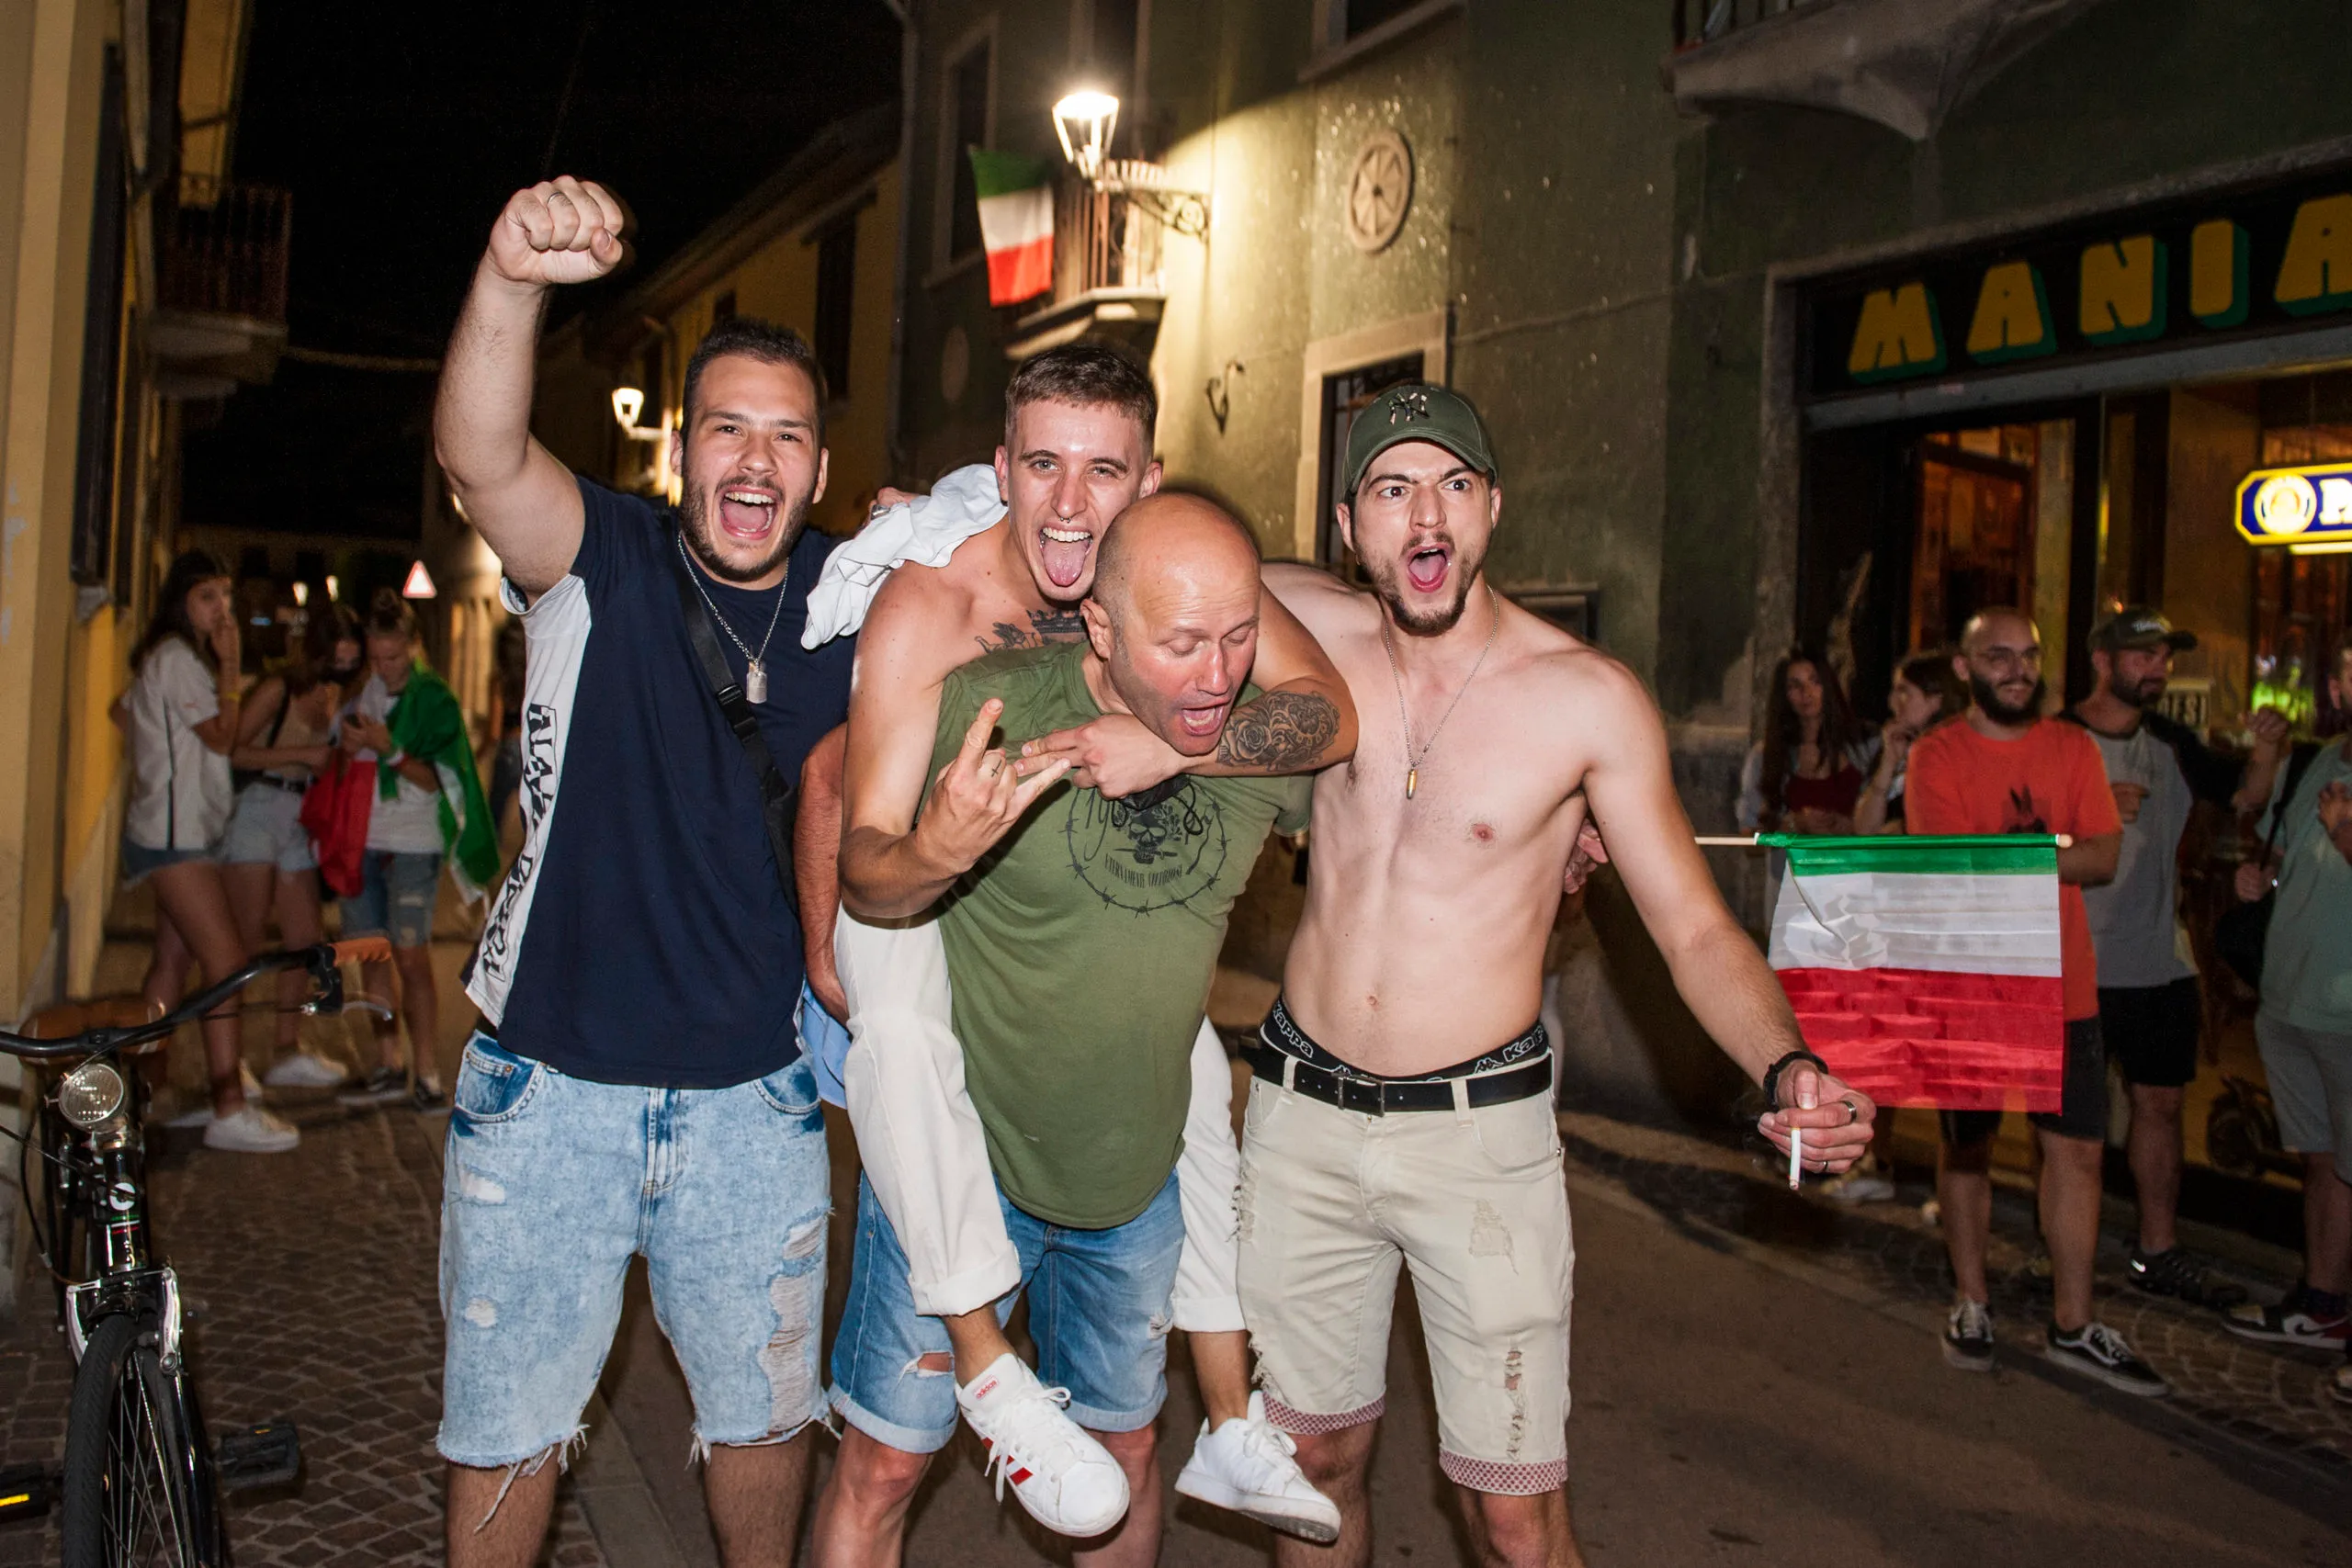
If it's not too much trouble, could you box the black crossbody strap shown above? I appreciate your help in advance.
[666,530,800,916]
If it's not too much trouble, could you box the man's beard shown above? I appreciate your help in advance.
[1363,544,1483,637]
[2111,672,2165,709]
[678,484,811,583]
[1969,671,2046,725]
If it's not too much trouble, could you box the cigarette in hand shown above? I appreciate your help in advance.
[1788,1124,1804,1190]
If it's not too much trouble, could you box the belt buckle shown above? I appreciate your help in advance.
[1336,1075,1385,1117]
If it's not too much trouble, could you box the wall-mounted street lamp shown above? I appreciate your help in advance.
[611,386,664,440]
[1050,89,1208,240]
[1052,91,1120,182]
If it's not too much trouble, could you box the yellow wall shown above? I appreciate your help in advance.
[0,0,109,1017]
[645,163,900,538]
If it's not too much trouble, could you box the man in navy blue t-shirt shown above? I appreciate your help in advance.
[432,175,848,1568]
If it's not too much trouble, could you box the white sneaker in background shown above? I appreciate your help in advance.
[263,1051,348,1089]
[203,1104,300,1154]
[1174,1392,1341,1543]
[956,1352,1130,1539]
[163,1100,215,1130]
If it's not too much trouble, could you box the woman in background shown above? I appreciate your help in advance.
[1854,650,1968,834]
[119,550,300,1153]
[1739,649,1875,837]
[224,602,362,1089]
[333,591,497,1110]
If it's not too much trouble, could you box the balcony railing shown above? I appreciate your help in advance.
[159,174,291,323]
[1051,163,1167,304]
[1672,0,1826,50]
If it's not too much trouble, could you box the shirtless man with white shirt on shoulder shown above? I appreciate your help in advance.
[1242,382,1877,1568]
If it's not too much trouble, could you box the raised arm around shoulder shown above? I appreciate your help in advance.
[1577,660,1804,1087]
[434,178,627,598]
[1202,579,1356,776]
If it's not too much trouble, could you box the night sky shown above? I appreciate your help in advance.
[182,0,899,540]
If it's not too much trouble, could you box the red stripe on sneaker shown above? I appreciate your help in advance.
[1009,1467,1032,1484]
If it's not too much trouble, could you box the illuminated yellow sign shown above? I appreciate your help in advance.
[2235,462,2352,549]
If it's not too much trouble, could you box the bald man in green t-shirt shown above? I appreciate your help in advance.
[823,493,1310,1561]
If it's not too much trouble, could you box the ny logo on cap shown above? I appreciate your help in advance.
[1387,389,1431,424]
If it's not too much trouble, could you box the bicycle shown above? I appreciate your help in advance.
[0,936,388,1567]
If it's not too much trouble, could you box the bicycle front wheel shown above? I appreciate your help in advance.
[60,1312,224,1568]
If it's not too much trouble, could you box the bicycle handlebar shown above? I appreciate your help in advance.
[0,942,364,1062]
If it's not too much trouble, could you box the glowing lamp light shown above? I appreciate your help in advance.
[401,560,437,600]
[291,581,310,607]
[611,386,645,430]
[324,574,340,603]
[1053,91,1120,181]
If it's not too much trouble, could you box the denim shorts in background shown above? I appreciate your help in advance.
[338,849,440,949]
[436,1032,831,1469]
[118,836,215,888]
[830,1169,1183,1455]
[220,782,316,874]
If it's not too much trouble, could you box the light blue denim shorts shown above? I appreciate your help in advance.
[829,1169,1182,1454]
[436,1032,831,1468]
[220,782,316,874]
[337,850,439,950]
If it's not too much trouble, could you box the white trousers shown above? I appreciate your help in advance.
[833,908,1247,1331]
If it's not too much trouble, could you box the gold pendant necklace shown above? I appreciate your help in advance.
[1378,587,1498,800]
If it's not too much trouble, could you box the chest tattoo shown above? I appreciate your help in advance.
[978,608,1088,653]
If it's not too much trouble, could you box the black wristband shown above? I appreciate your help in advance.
[1761,1048,1827,1109]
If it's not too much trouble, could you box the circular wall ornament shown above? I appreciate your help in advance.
[939,325,971,405]
[1344,130,1413,254]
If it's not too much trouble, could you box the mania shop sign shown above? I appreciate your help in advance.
[1802,167,2352,406]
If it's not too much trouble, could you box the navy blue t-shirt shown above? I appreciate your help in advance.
[465,478,853,1088]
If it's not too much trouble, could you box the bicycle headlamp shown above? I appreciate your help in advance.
[56,1060,128,1130]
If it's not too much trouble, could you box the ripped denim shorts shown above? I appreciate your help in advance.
[436,1032,829,1469]
[828,1168,1182,1454]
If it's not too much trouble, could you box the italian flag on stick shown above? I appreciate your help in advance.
[969,149,1055,307]
[1763,834,2065,1112]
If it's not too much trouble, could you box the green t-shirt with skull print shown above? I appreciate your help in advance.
[925,643,1310,1229]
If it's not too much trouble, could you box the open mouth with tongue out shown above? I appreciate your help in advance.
[1037,523,1095,591]
[717,484,779,546]
[1404,541,1452,594]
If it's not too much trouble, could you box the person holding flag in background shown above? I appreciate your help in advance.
[1902,607,2168,1394]
[328,589,499,1109]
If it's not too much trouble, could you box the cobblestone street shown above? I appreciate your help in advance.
[0,956,2344,1565]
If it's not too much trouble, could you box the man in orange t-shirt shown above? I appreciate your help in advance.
[1905,608,2166,1396]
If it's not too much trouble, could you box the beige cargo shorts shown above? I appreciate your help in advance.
[1234,1069,1575,1495]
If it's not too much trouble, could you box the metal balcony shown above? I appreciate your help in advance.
[151,174,290,394]
[1007,163,1172,361]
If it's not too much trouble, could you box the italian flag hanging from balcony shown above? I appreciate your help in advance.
[969,149,1056,307]
[1764,834,2065,1112]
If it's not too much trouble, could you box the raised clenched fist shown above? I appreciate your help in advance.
[484,176,628,288]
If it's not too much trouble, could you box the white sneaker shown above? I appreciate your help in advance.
[1175,1393,1340,1544]
[956,1353,1129,1538]
[163,1099,215,1130]
[263,1051,347,1089]
[203,1105,300,1154]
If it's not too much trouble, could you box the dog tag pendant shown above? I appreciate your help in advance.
[744,660,769,705]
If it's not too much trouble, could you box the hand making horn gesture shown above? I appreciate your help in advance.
[484,175,628,289]
[915,699,1072,876]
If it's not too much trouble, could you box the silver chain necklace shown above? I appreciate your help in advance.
[676,531,788,704]
[1377,585,1498,800]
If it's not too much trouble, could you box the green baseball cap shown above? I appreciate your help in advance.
[1341,382,1498,501]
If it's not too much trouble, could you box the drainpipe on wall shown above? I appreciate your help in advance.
[881,0,919,486]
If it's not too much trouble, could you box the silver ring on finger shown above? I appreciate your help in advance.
[1843,1097,1861,1125]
